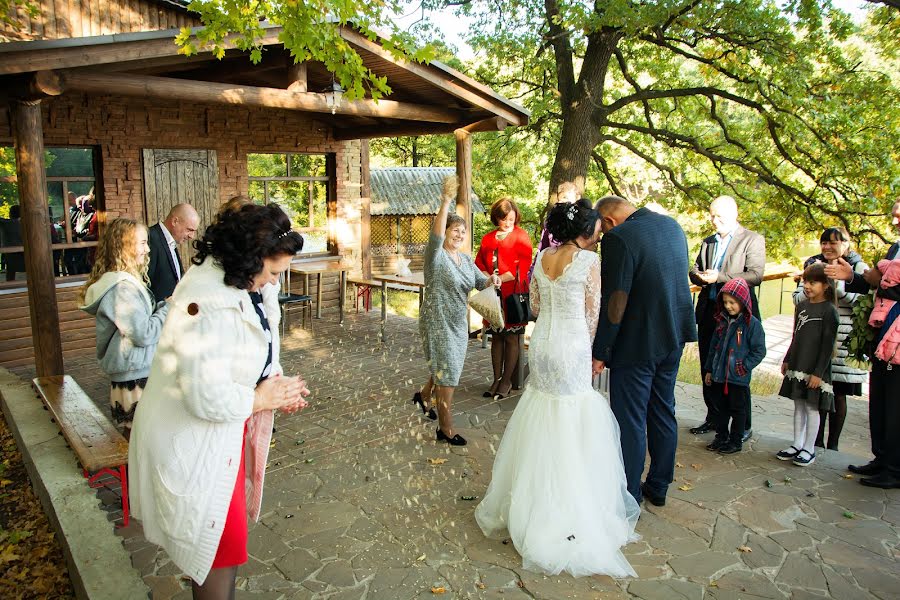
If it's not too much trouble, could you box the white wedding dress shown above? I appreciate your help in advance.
[475,248,640,578]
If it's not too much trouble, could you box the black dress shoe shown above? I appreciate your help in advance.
[640,482,666,507]
[706,437,728,451]
[741,429,752,443]
[412,392,438,420]
[848,461,883,476]
[690,422,714,435]
[437,429,467,446]
[859,472,900,489]
[718,442,742,455]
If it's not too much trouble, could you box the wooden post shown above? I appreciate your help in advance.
[12,100,64,376]
[360,140,372,279]
[454,128,473,254]
[287,62,307,92]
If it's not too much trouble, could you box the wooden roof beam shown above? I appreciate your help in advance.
[339,27,526,126]
[50,71,465,123]
[332,116,508,141]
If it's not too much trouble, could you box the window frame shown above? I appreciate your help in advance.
[247,152,336,256]
[0,145,101,289]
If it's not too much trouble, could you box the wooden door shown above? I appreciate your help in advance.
[141,149,219,267]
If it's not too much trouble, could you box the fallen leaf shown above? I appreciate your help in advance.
[460,495,478,501]
[475,582,486,589]
[843,511,855,519]
[678,484,694,492]
[690,463,703,470]
[709,580,719,588]
[764,479,774,488]
[675,462,684,468]
[431,586,446,594]
[842,474,854,479]
[738,545,752,553]
[416,554,426,561]
[428,458,448,465]
[783,476,792,483]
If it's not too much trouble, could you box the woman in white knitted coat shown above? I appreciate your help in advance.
[793,227,868,450]
[129,204,310,598]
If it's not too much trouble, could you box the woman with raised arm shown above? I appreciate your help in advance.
[413,176,501,446]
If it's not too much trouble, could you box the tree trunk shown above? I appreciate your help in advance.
[412,137,419,167]
[547,30,620,204]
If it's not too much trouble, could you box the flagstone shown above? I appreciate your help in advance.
[774,553,827,591]
[710,514,748,552]
[627,579,704,600]
[668,551,741,579]
[274,548,322,583]
[741,533,785,569]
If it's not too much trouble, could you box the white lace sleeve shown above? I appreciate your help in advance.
[530,267,541,318]
[585,254,601,340]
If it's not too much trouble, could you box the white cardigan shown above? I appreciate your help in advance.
[128,259,282,584]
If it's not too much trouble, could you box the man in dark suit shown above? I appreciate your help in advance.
[688,196,766,440]
[592,197,697,506]
[827,199,900,489]
[148,203,199,301]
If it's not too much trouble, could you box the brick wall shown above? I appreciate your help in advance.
[0,93,364,369]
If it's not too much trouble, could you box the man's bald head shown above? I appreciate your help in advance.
[709,195,739,236]
[595,195,635,234]
[164,203,200,243]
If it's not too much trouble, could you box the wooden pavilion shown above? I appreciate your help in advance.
[0,0,529,376]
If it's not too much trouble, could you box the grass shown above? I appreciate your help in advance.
[678,342,783,396]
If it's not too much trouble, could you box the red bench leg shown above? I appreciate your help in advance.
[84,465,129,527]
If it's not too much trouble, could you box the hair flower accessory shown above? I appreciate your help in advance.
[278,229,292,239]
[566,204,576,220]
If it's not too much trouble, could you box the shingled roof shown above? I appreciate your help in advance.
[370,168,485,216]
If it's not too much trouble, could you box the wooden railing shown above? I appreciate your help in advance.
[690,264,799,314]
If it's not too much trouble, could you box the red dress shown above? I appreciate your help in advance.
[474,226,534,332]
[211,424,248,568]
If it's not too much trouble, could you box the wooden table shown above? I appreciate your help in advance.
[373,272,425,343]
[290,259,350,324]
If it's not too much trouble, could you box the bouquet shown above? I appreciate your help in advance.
[846,291,875,368]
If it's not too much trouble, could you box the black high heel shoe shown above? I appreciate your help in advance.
[412,392,438,420]
[437,428,467,446]
[483,379,501,398]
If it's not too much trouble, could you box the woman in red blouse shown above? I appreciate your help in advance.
[475,198,534,399]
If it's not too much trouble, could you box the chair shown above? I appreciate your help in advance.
[278,269,312,335]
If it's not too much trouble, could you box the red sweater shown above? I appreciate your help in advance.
[475,226,534,318]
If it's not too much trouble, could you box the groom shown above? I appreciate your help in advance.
[592,197,697,506]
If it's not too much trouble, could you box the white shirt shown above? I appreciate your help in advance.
[158,221,182,280]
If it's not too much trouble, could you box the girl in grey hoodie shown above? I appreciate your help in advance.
[80,218,169,438]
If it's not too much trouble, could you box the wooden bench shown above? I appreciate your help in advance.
[32,375,130,526]
[348,276,420,312]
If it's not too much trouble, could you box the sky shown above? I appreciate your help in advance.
[391,1,876,62]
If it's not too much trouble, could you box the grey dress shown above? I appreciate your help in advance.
[420,232,489,386]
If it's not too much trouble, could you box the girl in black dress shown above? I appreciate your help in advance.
[776,263,839,467]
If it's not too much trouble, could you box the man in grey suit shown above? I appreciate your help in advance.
[689,195,766,439]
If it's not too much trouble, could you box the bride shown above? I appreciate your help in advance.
[475,200,640,578]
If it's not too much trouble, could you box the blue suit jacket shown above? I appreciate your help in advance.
[592,208,698,367]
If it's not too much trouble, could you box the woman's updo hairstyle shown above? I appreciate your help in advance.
[545,198,598,244]
[193,203,304,290]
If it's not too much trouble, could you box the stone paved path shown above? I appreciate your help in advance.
[20,310,899,599]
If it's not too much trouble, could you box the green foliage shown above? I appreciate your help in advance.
[179,0,434,101]
[0,0,39,27]
[422,0,900,259]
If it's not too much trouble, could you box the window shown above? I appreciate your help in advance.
[1,146,100,283]
[247,153,333,254]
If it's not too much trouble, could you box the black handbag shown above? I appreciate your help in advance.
[505,264,531,324]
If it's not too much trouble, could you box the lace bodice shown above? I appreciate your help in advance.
[528,249,602,396]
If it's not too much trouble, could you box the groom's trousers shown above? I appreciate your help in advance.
[610,345,683,503]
